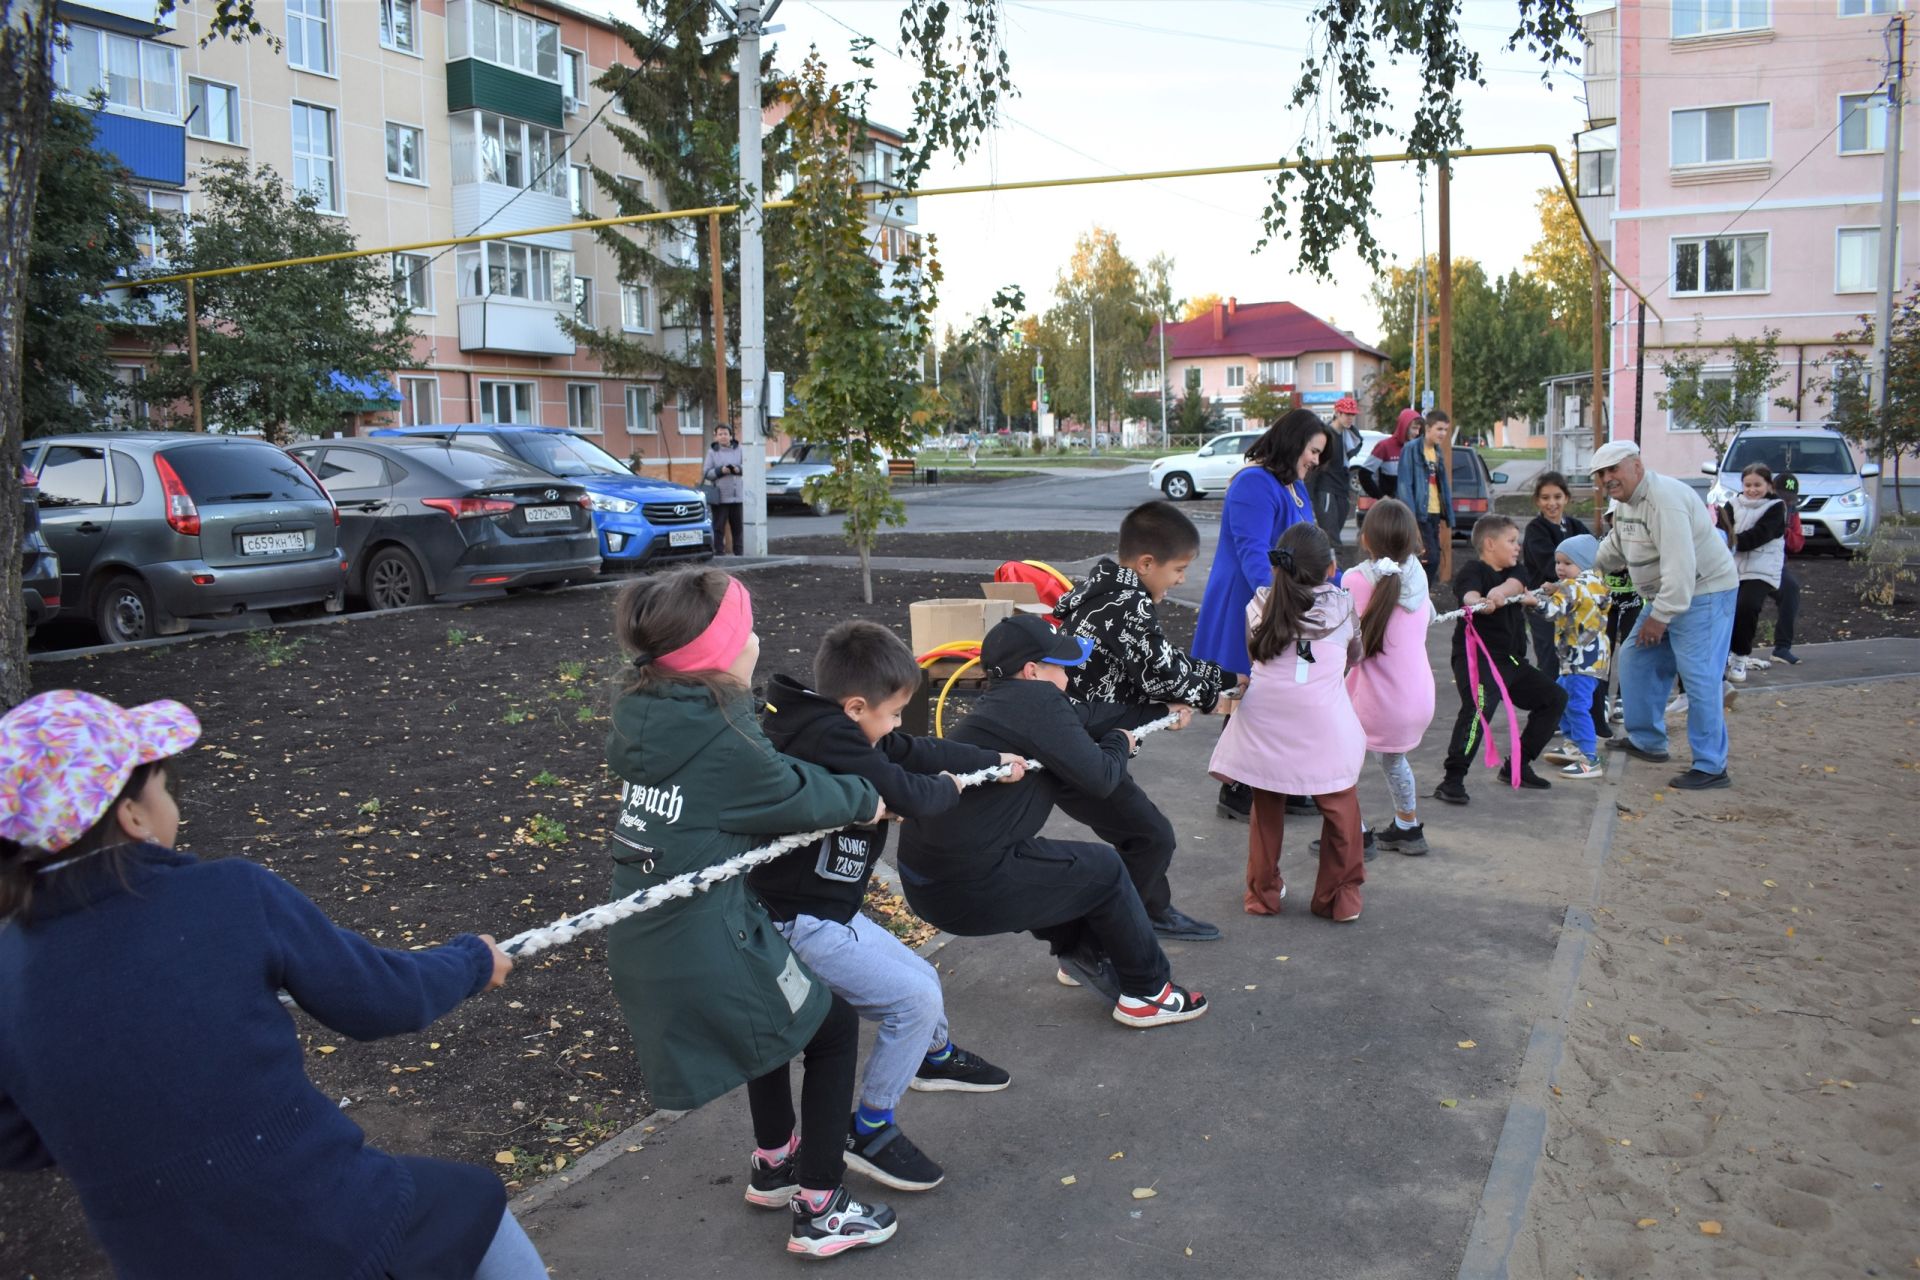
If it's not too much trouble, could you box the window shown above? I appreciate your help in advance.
[677,393,704,436]
[1225,365,1246,389]
[392,252,432,311]
[1577,149,1615,196]
[287,0,332,74]
[477,380,536,424]
[562,48,585,112]
[566,384,599,432]
[1672,0,1768,38]
[621,280,651,332]
[1835,226,1893,294]
[399,375,439,426]
[109,367,149,430]
[1840,92,1890,154]
[1671,104,1769,166]
[455,241,573,303]
[38,445,111,505]
[1184,367,1202,392]
[1839,0,1893,15]
[134,189,185,265]
[569,164,593,216]
[1672,232,1768,295]
[625,385,655,433]
[459,111,567,197]
[573,275,594,325]
[380,0,418,53]
[187,78,240,143]
[469,0,560,81]
[1668,371,1761,434]
[385,122,425,183]
[310,448,388,491]
[54,27,178,119]
[1313,360,1336,384]
[291,102,340,212]
[1258,358,1294,384]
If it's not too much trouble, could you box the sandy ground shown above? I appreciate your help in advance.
[1512,679,1920,1279]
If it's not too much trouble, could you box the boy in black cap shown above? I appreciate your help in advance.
[895,615,1209,1029]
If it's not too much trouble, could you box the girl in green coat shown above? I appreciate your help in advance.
[604,568,897,1259]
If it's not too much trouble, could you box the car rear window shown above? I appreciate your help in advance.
[1724,436,1855,476]
[412,446,554,486]
[162,443,327,503]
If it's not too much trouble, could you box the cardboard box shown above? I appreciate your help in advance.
[980,580,1041,605]
[909,597,1015,657]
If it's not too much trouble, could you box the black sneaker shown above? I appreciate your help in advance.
[1433,777,1470,806]
[1309,829,1376,862]
[1668,768,1731,791]
[910,1045,1011,1094]
[787,1185,898,1258]
[1216,781,1251,822]
[1498,761,1552,790]
[1606,737,1670,764]
[1374,822,1430,856]
[746,1144,799,1208]
[1057,940,1123,1001]
[1149,906,1222,941]
[844,1116,945,1191]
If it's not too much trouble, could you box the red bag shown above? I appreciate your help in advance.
[993,560,1075,609]
[1784,504,1805,555]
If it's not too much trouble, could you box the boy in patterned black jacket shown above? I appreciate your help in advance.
[1051,500,1238,941]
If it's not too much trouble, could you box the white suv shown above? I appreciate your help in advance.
[1147,430,1262,501]
[1704,425,1880,553]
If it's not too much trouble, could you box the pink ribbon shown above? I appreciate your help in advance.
[1462,610,1523,789]
[656,578,754,673]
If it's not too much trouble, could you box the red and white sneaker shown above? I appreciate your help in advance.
[1112,982,1209,1028]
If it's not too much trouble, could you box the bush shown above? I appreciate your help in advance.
[1857,528,1916,607]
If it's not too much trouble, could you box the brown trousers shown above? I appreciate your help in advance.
[1245,786,1366,922]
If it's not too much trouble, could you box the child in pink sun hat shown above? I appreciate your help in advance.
[0,690,542,1280]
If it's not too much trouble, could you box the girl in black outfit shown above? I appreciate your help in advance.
[1520,471,1590,677]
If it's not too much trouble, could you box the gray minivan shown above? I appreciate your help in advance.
[26,433,347,643]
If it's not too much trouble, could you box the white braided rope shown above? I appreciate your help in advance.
[499,711,1184,958]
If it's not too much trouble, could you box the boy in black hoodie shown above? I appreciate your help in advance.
[897,615,1209,1030]
[754,621,1018,1197]
[1052,500,1236,942]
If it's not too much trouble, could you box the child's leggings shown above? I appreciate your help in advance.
[475,1211,547,1280]
[1378,752,1417,816]
[745,994,860,1190]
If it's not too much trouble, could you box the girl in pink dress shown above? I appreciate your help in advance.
[1344,499,1438,856]
[1209,523,1367,923]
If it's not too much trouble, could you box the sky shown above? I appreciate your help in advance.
[744,0,1595,343]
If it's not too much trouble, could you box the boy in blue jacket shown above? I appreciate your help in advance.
[754,621,1019,1197]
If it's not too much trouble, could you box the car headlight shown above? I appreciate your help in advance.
[1832,488,1865,510]
[590,494,638,514]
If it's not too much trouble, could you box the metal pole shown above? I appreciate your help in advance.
[707,211,732,430]
[186,277,204,431]
[1872,12,1906,510]
[1437,163,1453,420]
[733,0,769,556]
[1633,301,1647,447]
[1158,308,1168,448]
[1087,305,1097,456]
[1412,252,1424,412]
[1591,251,1608,455]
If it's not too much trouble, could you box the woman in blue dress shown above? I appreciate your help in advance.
[1192,408,1331,820]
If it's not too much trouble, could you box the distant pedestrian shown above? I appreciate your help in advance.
[1590,441,1739,791]
[1313,395,1364,546]
[1357,407,1421,503]
[966,432,979,468]
[704,425,745,556]
[1397,410,1453,575]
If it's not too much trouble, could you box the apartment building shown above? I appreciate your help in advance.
[1138,298,1388,432]
[57,0,731,483]
[1582,0,1917,475]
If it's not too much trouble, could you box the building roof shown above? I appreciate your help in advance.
[1155,299,1387,362]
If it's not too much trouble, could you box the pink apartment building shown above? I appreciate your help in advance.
[1580,0,1916,476]
[1138,298,1389,432]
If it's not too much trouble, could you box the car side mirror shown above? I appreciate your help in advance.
[1699,460,1717,475]
[1196,445,1215,457]
[1861,461,1882,477]
[1490,471,1509,485]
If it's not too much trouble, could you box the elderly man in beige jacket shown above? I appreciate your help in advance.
[1590,441,1739,790]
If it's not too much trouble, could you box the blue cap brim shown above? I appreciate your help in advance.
[1042,636,1096,667]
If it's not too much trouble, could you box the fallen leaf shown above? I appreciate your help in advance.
[1551,1085,1563,1097]
[553,1155,567,1171]
[1244,985,1258,991]
[1457,1040,1478,1049]
[1822,766,1836,774]
[1184,1247,1193,1257]
[1440,1099,1458,1108]
[1060,1175,1077,1186]
[1628,1034,1645,1048]
[1109,1151,1124,1161]
[1131,1187,1158,1200]
[1762,880,1778,888]
[1274,955,1289,962]
[1619,1139,1631,1147]
[1699,1220,1723,1236]
[315,1045,337,1055]
[625,1145,641,1153]
[494,1152,515,1165]
[1787,927,1796,937]
[1636,1218,1660,1228]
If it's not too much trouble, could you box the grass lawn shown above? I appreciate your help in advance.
[1478,447,1546,466]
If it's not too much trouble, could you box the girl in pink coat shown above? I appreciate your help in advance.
[1343,499,1438,856]
[1209,522,1367,923]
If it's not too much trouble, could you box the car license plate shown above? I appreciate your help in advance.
[524,506,572,523]
[241,532,307,555]
[669,529,702,547]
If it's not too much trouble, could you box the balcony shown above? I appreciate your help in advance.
[90,110,185,186]
[457,298,575,355]
[450,180,573,250]
[1581,7,1618,128]
[447,58,563,129]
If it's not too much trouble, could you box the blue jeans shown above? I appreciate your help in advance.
[1556,672,1600,759]
[1616,588,1737,775]
[475,1211,546,1280]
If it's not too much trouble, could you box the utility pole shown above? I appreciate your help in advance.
[1158,307,1169,448]
[1412,253,1425,412]
[726,0,773,555]
[1437,163,1453,421]
[1872,11,1906,511]
[1087,304,1097,456]
[1591,252,1607,456]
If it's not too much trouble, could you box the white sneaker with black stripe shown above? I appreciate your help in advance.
[1112,982,1208,1028]
[787,1186,897,1259]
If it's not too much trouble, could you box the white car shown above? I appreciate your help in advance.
[1146,429,1264,501]
[1703,425,1880,553]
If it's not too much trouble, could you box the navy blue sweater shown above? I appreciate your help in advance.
[0,844,503,1279]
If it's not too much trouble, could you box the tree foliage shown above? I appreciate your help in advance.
[143,159,418,444]
[1260,0,1584,276]
[1238,378,1292,426]
[1657,325,1788,462]
[1814,295,1920,511]
[1030,226,1153,431]
[1179,291,1223,323]
[1170,388,1224,437]
[24,97,150,437]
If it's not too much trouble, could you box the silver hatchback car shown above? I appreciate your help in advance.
[26,433,348,643]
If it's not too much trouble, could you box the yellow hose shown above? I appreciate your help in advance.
[934,657,982,739]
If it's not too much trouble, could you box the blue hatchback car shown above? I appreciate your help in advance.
[370,425,714,566]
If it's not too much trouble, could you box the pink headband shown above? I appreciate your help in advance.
[654,578,754,673]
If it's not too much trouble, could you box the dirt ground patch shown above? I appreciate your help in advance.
[1,564,980,1279]
[769,528,1119,562]
[1513,680,1920,1280]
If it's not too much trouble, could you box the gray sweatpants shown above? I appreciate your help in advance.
[775,912,948,1112]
